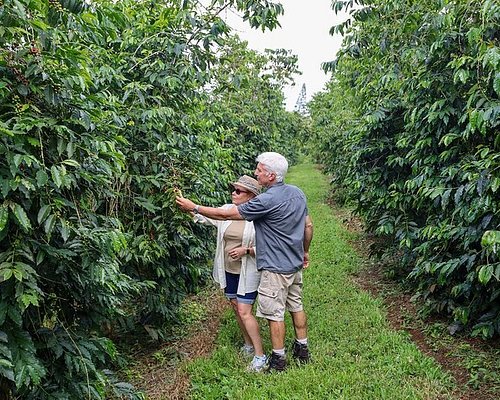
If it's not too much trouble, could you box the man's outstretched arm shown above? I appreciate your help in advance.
[176,196,243,220]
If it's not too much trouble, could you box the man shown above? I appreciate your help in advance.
[176,152,313,372]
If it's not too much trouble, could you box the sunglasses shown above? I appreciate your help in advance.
[233,188,249,195]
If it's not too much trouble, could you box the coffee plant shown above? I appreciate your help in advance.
[0,0,305,397]
[309,0,499,338]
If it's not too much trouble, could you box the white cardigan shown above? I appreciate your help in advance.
[194,204,261,296]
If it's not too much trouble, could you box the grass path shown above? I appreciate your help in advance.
[183,162,456,399]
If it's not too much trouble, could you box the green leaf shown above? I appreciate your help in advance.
[440,133,459,147]
[66,142,75,158]
[0,358,13,368]
[467,27,481,44]
[15,365,27,388]
[441,189,452,209]
[133,197,161,212]
[491,178,500,193]
[494,73,500,97]
[26,136,40,147]
[61,159,80,168]
[37,205,51,225]
[36,170,48,187]
[51,166,62,188]
[44,214,56,236]
[1,269,12,282]
[44,85,55,105]
[0,303,7,325]
[35,251,45,266]
[481,230,500,254]
[13,154,23,168]
[7,307,21,327]
[35,250,45,265]
[0,206,8,233]
[0,364,14,383]
[20,292,39,309]
[59,218,70,242]
[0,123,15,137]
[12,269,23,281]
[29,19,49,31]
[0,179,9,197]
[478,265,493,284]
[11,204,32,232]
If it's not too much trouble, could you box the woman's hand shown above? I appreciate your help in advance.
[228,246,246,260]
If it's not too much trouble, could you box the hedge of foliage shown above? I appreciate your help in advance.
[309,0,499,338]
[0,0,305,397]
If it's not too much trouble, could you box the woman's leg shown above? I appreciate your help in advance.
[237,302,264,356]
[225,272,253,347]
[230,299,253,346]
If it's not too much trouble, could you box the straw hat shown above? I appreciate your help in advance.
[232,175,262,196]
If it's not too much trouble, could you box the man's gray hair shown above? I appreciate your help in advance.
[256,152,288,183]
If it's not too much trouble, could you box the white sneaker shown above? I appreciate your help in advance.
[240,344,254,358]
[247,355,267,372]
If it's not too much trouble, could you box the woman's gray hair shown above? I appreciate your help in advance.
[256,152,288,183]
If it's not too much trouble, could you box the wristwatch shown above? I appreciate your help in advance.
[246,248,250,255]
[193,205,200,214]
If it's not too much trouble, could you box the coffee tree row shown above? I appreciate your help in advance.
[310,0,499,338]
[0,0,306,397]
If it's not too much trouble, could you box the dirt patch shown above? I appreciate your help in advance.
[129,287,229,400]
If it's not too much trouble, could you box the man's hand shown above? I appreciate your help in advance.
[176,196,196,212]
[303,251,310,269]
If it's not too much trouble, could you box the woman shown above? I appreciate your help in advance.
[188,175,266,372]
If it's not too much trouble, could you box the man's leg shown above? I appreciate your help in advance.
[266,319,287,372]
[268,319,286,350]
[256,271,288,372]
[290,309,307,340]
[288,271,311,364]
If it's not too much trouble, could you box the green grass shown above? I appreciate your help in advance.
[184,162,455,400]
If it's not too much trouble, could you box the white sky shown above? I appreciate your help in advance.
[222,1,348,110]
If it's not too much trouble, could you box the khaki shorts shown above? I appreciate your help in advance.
[256,270,303,321]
